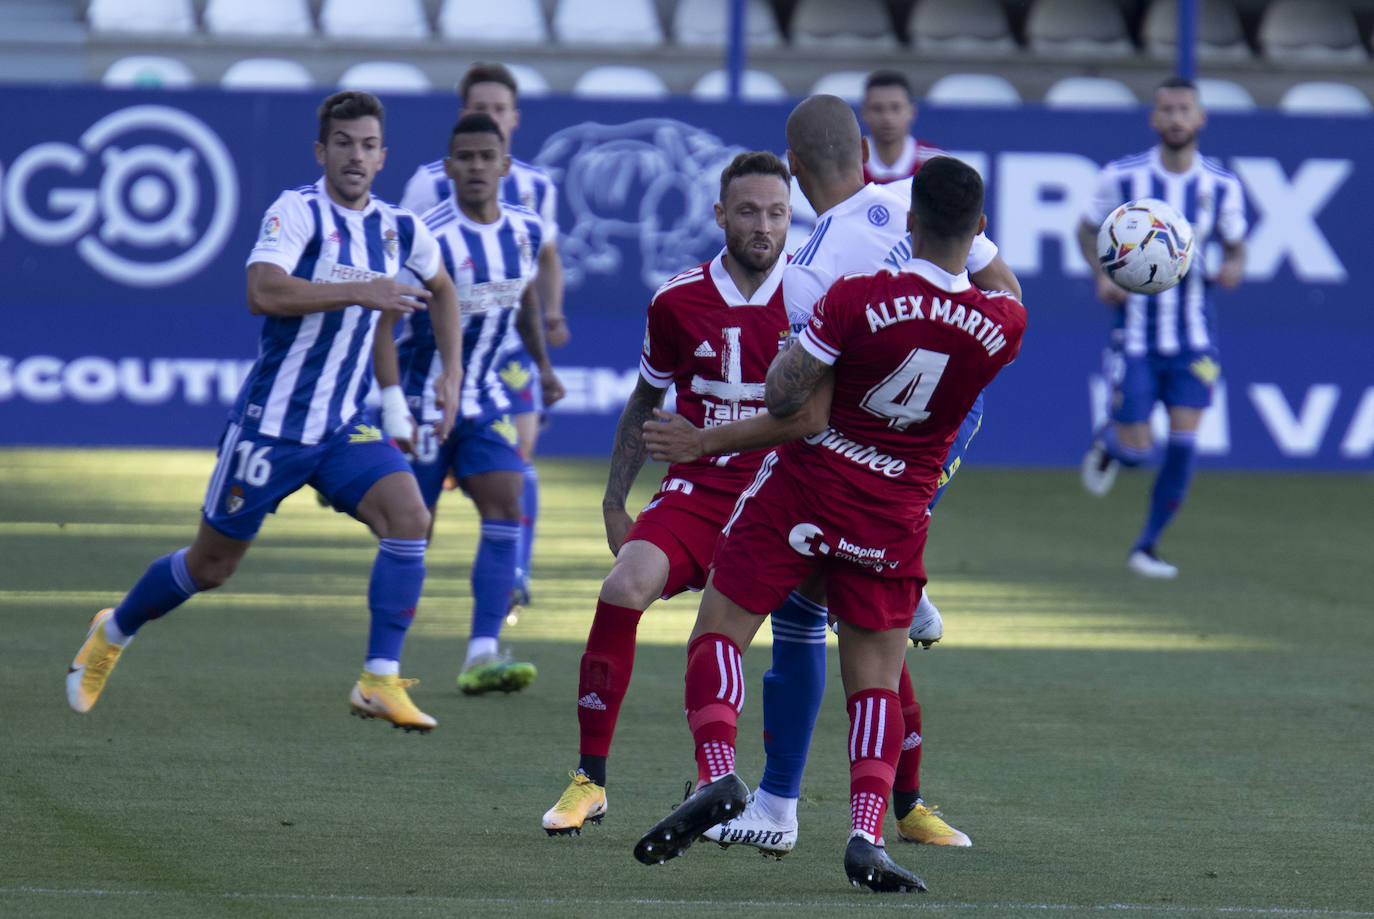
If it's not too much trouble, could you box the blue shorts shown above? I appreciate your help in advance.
[202,419,412,541]
[1108,347,1220,424]
[494,345,541,417]
[927,391,983,514]
[410,413,525,508]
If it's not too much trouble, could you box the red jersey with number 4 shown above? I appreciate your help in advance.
[640,250,792,495]
[792,258,1026,526]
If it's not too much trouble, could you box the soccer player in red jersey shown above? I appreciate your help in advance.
[860,71,944,185]
[634,155,1027,892]
[540,152,823,835]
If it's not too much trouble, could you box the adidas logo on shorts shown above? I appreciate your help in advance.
[578,693,607,711]
[902,731,922,751]
[694,340,716,358]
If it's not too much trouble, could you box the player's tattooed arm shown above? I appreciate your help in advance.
[766,343,832,420]
[603,377,667,553]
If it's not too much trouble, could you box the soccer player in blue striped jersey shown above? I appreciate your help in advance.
[65,91,463,732]
[382,113,565,695]
[1077,77,1247,579]
[401,63,565,610]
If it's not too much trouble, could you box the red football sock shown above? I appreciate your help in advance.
[577,599,644,758]
[685,632,745,785]
[894,661,923,795]
[848,687,904,843]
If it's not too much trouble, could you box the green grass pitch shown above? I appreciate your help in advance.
[2,448,1371,918]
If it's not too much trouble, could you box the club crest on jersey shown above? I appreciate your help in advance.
[867,204,890,227]
[225,485,244,514]
[383,228,399,259]
[777,330,790,352]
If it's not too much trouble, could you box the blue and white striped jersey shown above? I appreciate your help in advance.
[1084,146,1247,357]
[401,156,559,248]
[784,180,999,333]
[236,178,441,445]
[398,199,543,422]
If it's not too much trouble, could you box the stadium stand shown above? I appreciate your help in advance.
[204,0,314,38]
[438,0,549,44]
[1278,79,1373,112]
[925,72,1022,105]
[1025,0,1134,56]
[907,0,1018,54]
[571,64,672,98]
[553,0,665,45]
[504,61,553,96]
[87,0,195,35]
[1142,0,1251,59]
[102,54,195,87]
[320,0,431,41]
[1196,76,1258,110]
[791,0,899,48]
[1043,75,1139,107]
[220,57,316,90]
[808,70,869,102]
[691,67,789,99]
[673,0,783,48]
[1,0,1370,108]
[1257,0,1367,61]
[338,61,434,92]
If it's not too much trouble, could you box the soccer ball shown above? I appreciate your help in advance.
[1097,198,1194,295]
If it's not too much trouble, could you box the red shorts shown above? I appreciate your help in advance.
[710,454,926,631]
[623,477,744,599]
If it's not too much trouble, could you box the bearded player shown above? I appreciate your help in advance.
[540,152,824,835]
[634,154,1027,892]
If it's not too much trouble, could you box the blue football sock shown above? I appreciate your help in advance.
[367,538,427,663]
[112,547,198,636]
[518,464,538,579]
[471,519,520,640]
[1134,431,1198,552]
[1102,426,1153,468]
[759,590,829,800]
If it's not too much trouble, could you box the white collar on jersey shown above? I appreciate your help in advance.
[812,180,899,224]
[314,176,380,216]
[709,246,787,306]
[1149,145,1204,179]
[865,135,919,180]
[905,258,971,293]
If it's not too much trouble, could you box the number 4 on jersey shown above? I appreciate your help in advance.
[860,348,949,430]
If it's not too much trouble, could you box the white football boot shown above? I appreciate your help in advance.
[701,792,798,859]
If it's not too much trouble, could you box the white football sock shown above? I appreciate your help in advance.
[364,658,399,677]
[464,637,498,667]
[754,787,798,825]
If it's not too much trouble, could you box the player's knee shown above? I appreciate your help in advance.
[187,554,237,591]
[387,502,432,539]
[599,564,658,611]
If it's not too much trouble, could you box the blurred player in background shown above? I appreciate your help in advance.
[646,95,1019,856]
[541,152,805,836]
[860,70,943,185]
[66,91,462,732]
[634,156,1027,891]
[1077,77,1247,579]
[384,113,564,694]
[402,61,566,614]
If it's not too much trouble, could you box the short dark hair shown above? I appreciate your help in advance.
[460,62,519,104]
[719,151,791,203]
[317,91,385,144]
[448,112,505,153]
[865,70,912,98]
[1156,76,1198,94]
[911,156,984,240]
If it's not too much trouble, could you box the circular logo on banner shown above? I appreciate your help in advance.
[867,204,890,227]
[4,105,239,288]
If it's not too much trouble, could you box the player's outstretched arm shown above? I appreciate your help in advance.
[643,376,833,464]
[536,244,570,347]
[604,377,668,554]
[765,343,833,420]
[423,265,463,443]
[969,254,1022,300]
[246,263,432,318]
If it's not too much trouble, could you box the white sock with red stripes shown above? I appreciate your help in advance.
[685,632,747,786]
[847,687,904,845]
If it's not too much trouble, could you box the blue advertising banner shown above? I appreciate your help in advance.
[1,87,1369,469]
